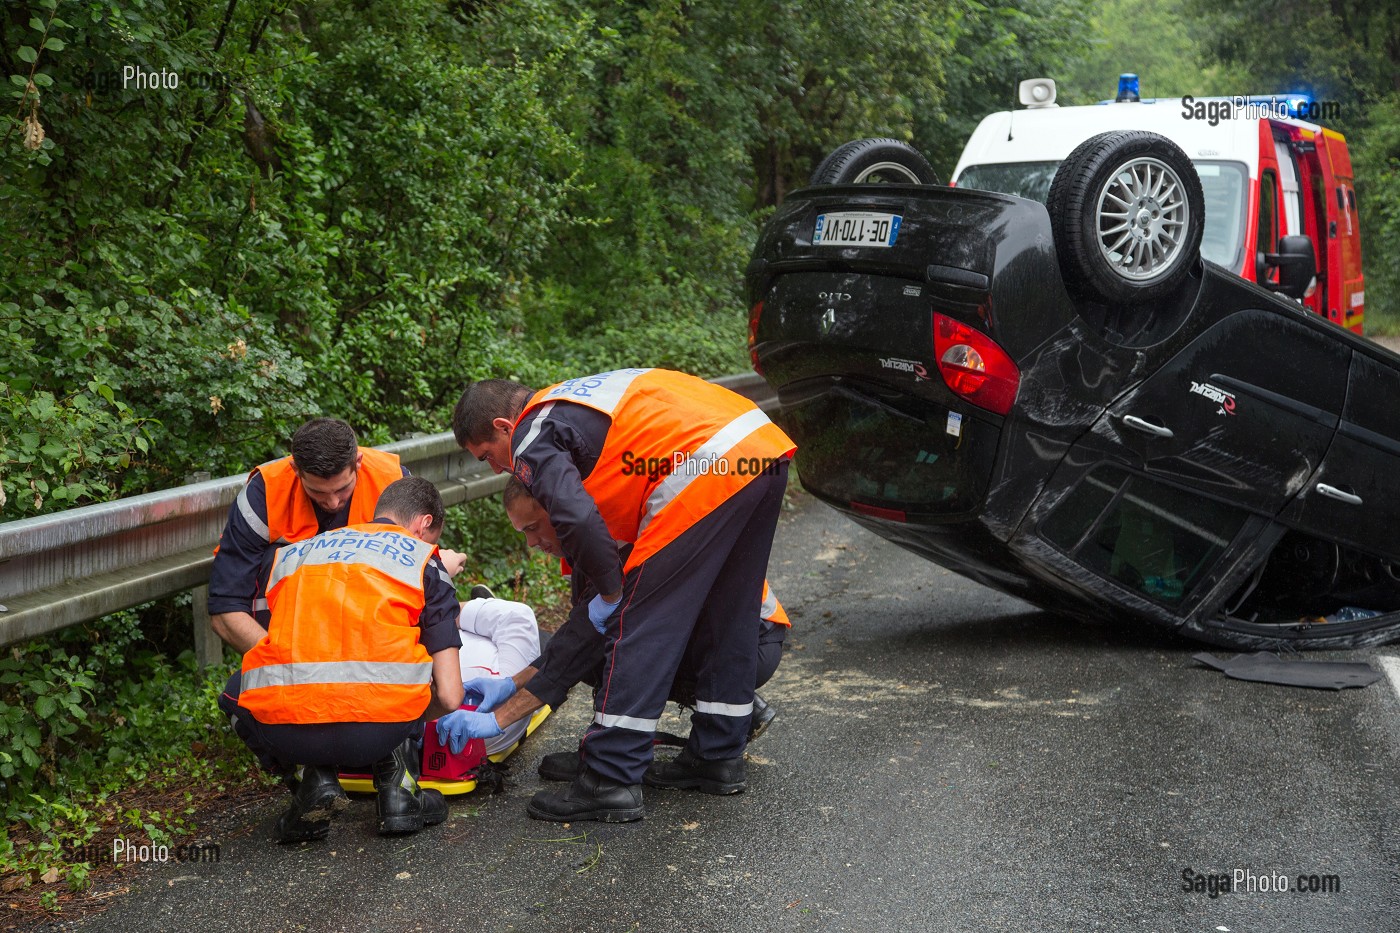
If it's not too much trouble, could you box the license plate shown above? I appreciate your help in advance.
[813,211,902,248]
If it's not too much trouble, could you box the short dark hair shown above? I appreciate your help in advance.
[451,379,532,446]
[375,476,445,534]
[501,476,537,511]
[290,418,358,477]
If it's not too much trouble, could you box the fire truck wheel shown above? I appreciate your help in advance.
[808,138,939,186]
[1048,130,1204,305]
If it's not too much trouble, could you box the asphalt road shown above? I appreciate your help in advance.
[47,491,1400,932]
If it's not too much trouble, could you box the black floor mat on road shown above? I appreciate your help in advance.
[1193,652,1382,690]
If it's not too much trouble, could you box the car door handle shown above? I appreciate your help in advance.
[1121,415,1175,439]
[1316,483,1363,506]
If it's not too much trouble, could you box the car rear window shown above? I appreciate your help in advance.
[779,382,997,517]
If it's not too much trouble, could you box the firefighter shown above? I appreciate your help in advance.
[437,479,787,784]
[449,369,794,822]
[216,477,465,842]
[208,417,443,643]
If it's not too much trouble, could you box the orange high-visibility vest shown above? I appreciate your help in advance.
[760,580,790,627]
[238,522,436,724]
[515,369,796,571]
[253,447,402,545]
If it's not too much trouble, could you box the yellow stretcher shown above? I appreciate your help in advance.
[338,705,553,796]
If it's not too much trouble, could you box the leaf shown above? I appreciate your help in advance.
[35,696,56,718]
[43,37,65,52]
[10,75,28,87]
[32,73,52,88]
[17,46,38,64]
[30,16,46,32]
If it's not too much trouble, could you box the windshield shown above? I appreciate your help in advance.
[956,160,1250,273]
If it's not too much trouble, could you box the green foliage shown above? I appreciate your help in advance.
[0,608,250,890]
[920,0,1095,175]
[1055,0,1251,106]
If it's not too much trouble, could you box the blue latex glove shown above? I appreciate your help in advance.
[587,592,621,633]
[462,675,516,713]
[435,709,503,754]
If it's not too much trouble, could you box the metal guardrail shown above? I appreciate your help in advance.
[0,372,774,656]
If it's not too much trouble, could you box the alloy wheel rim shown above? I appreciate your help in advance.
[854,160,925,184]
[1095,156,1189,281]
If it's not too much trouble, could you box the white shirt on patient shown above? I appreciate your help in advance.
[455,597,540,754]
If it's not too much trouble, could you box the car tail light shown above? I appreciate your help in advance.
[851,501,907,522]
[748,301,764,375]
[932,312,1019,415]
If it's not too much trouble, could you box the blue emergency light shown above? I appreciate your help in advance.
[1116,73,1140,103]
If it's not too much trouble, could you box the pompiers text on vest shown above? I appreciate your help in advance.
[618,451,786,483]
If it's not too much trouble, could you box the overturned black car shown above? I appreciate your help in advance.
[747,133,1400,648]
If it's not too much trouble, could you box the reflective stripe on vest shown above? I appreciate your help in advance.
[242,659,434,691]
[515,369,796,572]
[251,447,403,545]
[638,407,773,535]
[239,521,435,725]
[760,580,790,627]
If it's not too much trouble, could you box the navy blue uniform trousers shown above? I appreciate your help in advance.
[582,460,788,785]
[219,670,417,774]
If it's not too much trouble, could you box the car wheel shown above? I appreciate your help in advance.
[808,138,939,186]
[1047,131,1204,305]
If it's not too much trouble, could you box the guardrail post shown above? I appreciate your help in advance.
[182,471,224,670]
[192,585,223,670]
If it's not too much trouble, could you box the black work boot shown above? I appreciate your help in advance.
[537,749,581,782]
[526,767,644,823]
[274,765,349,844]
[373,737,449,835]
[748,693,777,741]
[470,583,495,600]
[644,746,747,795]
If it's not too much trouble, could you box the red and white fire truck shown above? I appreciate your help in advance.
[952,75,1365,333]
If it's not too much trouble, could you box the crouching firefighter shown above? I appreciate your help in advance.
[216,477,465,843]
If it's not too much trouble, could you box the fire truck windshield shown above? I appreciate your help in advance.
[957,159,1249,273]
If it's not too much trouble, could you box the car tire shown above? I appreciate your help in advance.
[1047,131,1204,305]
[809,138,939,186]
